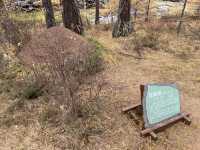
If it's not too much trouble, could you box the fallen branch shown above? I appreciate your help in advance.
[118,51,143,59]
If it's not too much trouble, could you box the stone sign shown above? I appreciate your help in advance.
[143,84,181,127]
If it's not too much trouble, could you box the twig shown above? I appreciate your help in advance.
[118,51,143,59]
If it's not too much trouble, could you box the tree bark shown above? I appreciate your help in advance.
[95,0,100,24]
[0,0,4,15]
[145,0,151,22]
[42,0,56,28]
[62,0,84,35]
[112,0,133,38]
[177,0,187,35]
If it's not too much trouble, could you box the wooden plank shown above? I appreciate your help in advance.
[150,132,158,140]
[141,112,190,136]
[183,116,192,125]
[122,103,141,113]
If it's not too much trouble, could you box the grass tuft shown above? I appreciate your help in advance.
[22,82,43,100]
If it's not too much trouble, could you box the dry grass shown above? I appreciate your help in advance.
[0,2,200,150]
[82,19,200,149]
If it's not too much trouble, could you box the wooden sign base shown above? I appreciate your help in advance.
[122,85,191,140]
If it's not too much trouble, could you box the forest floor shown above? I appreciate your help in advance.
[0,6,200,150]
[85,25,200,149]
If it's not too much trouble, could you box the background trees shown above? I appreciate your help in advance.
[95,0,100,24]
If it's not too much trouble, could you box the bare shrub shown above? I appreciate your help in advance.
[19,27,104,117]
[96,24,113,31]
[186,24,200,40]
[39,104,61,126]
[0,18,31,54]
[22,81,44,99]
[145,21,177,33]
[138,31,159,49]
[81,16,92,30]
[124,30,159,57]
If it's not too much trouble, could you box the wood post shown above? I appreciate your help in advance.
[141,112,191,136]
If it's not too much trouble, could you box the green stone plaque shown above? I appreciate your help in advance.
[143,84,181,128]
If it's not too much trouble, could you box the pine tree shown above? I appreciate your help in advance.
[62,0,84,35]
[112,0,133,38]
[42,0,56,28]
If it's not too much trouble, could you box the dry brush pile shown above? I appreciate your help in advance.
[19,26,104,118]
[0,26,106,149]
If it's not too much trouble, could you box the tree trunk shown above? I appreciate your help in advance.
[0,0,4,10]
[177,0,187,35]
[62,0,84,35]
[95,0,100,24]
[112,0,133,38]
[0,0,4,15]
[145,0,151,22]
[42,0,56,28]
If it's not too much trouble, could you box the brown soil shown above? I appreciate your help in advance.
[84,28,200,150]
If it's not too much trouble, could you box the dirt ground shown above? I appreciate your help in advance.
[83,28,200,150]
[0,22,200,149]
